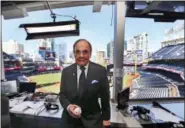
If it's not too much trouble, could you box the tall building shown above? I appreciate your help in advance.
[90,54,96,62]
[54,42,67,63]
[127,38,135,51]
[51,38,55,51]
[31,53,44,62]
[66,51,75,63]
[106,41,114,63]
[110,41,114,64]
[2,40,24,54]
[127,32,148,62]
[69,51,74,59]
[96,51,105,66]
[107,43,111,58]
[38,38,55,50]
[23,53,30,58]
[107,40,127,64]
[38,39,47,48]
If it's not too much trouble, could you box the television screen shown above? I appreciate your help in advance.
[45,51,56,61]
[1,80,18,95]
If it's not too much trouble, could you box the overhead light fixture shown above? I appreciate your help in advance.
[19,20,80,40]
[148,12,164,15]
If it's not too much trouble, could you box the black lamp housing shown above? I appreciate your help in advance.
[19,20,80,40]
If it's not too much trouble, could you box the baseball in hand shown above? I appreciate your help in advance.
[74,107,82,114]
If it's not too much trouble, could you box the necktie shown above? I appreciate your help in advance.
[79,66,86,95]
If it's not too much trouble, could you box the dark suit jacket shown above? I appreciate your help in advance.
[59,61,110,128]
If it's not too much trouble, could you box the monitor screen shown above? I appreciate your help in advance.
[1,80,18,95]
[117,87,130,106]
[19,82,36,93]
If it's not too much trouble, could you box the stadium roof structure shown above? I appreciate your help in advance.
[1,1,185,21]
[126,1,184,22]
[3,52,19,62]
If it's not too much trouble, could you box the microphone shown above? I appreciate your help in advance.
[132,106,150,114]
[152,101,184,120]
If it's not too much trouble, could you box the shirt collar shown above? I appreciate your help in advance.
[77,62,89,70]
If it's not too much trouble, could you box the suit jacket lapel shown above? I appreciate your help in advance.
[87,61,93,82]
[71,63,78,95]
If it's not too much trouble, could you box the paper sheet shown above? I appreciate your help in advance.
[9,99,20,108]
[9,96,27,108]
[10,101,44,114]
[10,102,29,114]
[26,101,44,109]
[24,109,36,115]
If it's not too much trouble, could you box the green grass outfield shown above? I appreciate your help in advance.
[29,73,61,85]
[30,72,137,93]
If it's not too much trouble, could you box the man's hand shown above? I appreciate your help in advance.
[67,104,81,118]
[103,120,110,128]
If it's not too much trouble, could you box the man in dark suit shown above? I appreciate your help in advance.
[59,39,110,128]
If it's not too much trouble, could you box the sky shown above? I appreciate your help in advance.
[2,5,183,57]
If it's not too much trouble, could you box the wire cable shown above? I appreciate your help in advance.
[46,1,54,15]
[55,14,77,20]
[46,1,79,22]
[46,1,56,22]
[33,103,46,128]
[55,14,81,24]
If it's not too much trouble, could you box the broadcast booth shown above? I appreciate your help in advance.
[1,1,184,128]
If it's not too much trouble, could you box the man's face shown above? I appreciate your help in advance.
[74,41,91,66]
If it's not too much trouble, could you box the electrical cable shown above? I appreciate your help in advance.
[44,102,59,117]
[55,14,77,21]
[130,105,161,122]
[33,103,46,128]
[153,101,184,120]
[55,14,81,24]
[46,1,79,22]
[46,1,54,15]
[46,1,56,22]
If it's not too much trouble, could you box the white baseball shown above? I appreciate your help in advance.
[74,107,81,114]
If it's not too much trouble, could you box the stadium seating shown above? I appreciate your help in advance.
[178,86,185,97]
[5,70,23,81]
[176,84,185,97]
[144,64,184,80]
[130,72,169,99]
[152,43,184,60]
[129,43,184,99]
[3,52,17,61]
[130,88,169,99]
[21,62,37,75]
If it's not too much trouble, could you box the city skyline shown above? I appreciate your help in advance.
[2,40,24,54]
[54,42,67,62]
